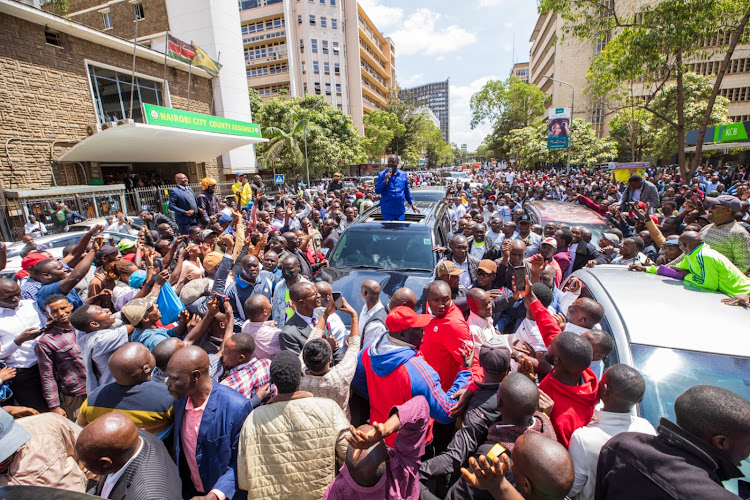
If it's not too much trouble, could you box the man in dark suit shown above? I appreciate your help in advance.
[568,225,599,276]
[76,412,182,500]
[279,282,343,363]
[619,174,660,211]
[167,346,253,500]
[169,173,198,235]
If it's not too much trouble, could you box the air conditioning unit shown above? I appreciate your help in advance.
[117,118,134,126]
[86,123,102,136]
[101,121,119,130]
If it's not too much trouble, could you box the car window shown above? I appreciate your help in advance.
[331,228,433,271]
[47,236,82,249]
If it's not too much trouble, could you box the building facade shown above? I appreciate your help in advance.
[510,61,529,83]
[529,1,750,138]
[399,79,450,143]
[238,0,396,134]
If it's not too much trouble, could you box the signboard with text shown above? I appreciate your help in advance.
[547,108,570,150]
[142,103,262,138]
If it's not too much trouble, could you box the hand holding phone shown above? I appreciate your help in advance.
[514,266,526,291]
[332,291,343,309]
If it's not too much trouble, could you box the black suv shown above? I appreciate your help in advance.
[317,200,450,324]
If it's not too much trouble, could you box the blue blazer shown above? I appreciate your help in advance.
[169,186,199,225]
[173,383,253,500]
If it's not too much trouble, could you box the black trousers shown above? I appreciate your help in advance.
[6,365,48,412]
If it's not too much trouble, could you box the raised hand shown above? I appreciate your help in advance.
[460,454,508,493]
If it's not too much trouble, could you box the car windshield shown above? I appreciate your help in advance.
[631,344,750,494]
[331,227,434,271]
[451,172,469,179]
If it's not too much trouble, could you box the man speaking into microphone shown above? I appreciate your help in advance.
[374,155,420,221]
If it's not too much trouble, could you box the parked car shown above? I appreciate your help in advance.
[317,201,451,325]
[410,187,446,203]
[524,200,610,244]
[0,231,138,280]
[566,265,749,495]
[360,176,375,185]
[69,216,143,233]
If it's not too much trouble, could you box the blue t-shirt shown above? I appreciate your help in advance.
[132,326,180,352]
[35,281,84,312]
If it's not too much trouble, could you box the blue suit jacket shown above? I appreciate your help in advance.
[375,168,413,220]
[173,383,253,499]
[169,185,198,225]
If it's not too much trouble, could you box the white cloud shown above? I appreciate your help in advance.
[478,0,503,6]
[357,0,404,29]
[450,75,498,150]
[400,72,424,87]
[390,9,477,56]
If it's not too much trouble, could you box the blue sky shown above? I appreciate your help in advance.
[359,0,539,151]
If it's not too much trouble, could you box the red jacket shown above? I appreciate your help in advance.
[530,299,599,447]
[421,303,474,392]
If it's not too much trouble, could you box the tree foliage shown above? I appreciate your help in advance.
[505,119,617,169]
[609,108,654,162]
[254,96,365,177]
[362,110,405,160]
[539,0,750,179]
[386,96,453,167]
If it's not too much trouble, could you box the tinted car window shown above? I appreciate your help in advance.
[331,227,434,271]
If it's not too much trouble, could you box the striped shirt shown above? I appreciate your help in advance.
[79,380,174,440]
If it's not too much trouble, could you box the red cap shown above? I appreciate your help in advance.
[21,252,50,271]
[356,192,364,198]
[385,306,432,332]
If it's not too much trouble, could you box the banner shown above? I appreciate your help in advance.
[609,162,650,183]
[193,45,222,77]
[167,34,195,64]
[143,103,262,138]
[547,107,571,150]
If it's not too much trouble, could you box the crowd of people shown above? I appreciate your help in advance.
[0,158,748,500]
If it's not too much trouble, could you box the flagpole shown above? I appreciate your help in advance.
[187,42,193,113]
[128,11,140,120]
[162,30,169,86]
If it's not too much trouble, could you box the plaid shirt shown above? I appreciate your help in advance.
[219,358,275,401]
[34,325,87,409]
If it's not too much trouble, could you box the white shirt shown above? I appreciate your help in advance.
[513,318,547,354]
[359,301,384,336]
[100,437,144,498]
[454,259,472,288]
[568,410,656,500]
[0,300,45,368]
[468,312,499,357]
[24,221,47,236]
[313,307,349,354]
[469,241,486,260]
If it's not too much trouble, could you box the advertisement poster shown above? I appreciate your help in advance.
[547,107,571,149]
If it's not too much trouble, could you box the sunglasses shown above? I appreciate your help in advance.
[477,270,496,277]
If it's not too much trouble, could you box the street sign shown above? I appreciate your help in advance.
[274,174,284,184]
[547,107,570,150]
[142,103,262,138]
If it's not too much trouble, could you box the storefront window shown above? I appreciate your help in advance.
[88,64,165,124]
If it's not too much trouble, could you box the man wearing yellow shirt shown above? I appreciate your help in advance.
[232,173,253,209]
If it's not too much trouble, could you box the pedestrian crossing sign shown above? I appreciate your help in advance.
[274,174,284,184]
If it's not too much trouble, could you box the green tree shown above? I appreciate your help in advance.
[362,110,405,160]
[539,0,750,179]
[451,143,468,165]
[385,95,452,167]
[262,111,321,179]
[248,89,263,118]
[609,108,654,162]
[505,119,617,169]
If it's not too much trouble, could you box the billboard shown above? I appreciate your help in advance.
[547,107,570,150]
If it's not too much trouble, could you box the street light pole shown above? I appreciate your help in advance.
[544,75,575,175]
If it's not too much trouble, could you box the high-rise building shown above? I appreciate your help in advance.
[529,1,750,137]
[399,79,450,143]
[510,62,530,83]
[238,0,396,134]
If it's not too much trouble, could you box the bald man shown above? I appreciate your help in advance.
[168,346,253,500]
[77,412,182,500]
[78,343,174,441]
[388,288,418,311]
[359,279,387,346]
[241,294,282,360]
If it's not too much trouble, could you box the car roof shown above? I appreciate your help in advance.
[526,200,607,225]
[574,266,749,357]
[357,200,444,226]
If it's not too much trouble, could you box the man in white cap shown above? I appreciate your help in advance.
[0,407,91,491]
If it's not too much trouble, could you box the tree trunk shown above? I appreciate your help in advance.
[676,50,687,181]
[688,6,750,179]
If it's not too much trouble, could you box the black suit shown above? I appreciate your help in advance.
[279,313,343,364]
[570,241,599,275]
[96,430,182,500]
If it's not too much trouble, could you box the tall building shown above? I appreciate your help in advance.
[510,62,529,83]
[238,0,396,134]
[400,79,450,143]
[529,2,750,138]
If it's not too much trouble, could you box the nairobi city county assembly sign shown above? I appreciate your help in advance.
[143,103,262,138]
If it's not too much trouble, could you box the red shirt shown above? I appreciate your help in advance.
[421,303,474,392]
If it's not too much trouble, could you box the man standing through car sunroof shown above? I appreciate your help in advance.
[375,155,420,221]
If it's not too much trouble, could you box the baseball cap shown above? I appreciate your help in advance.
[705,194,742,213]
[436,260,465,277]
[385,306,432,332]
[518,214,531,224]
[477,259,498,274]
[541,237,557,249]
[179,278,211,305]
[602,233,620,246]
[95,244,118,262]
[21,252,50,271]
[128,270,147,288]
[663,238,680,247]
[203,251,224,271]
[219,214,233,224]
[120,296,158,326]
[117,240,136,252]
[478,336,512,374]
[0,408,31,462]
[200,229,216,240]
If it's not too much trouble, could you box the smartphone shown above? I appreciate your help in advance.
[156,259,163,271]
[39,323,54,333]
[332,291,343,309]
[514,265,526,291]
